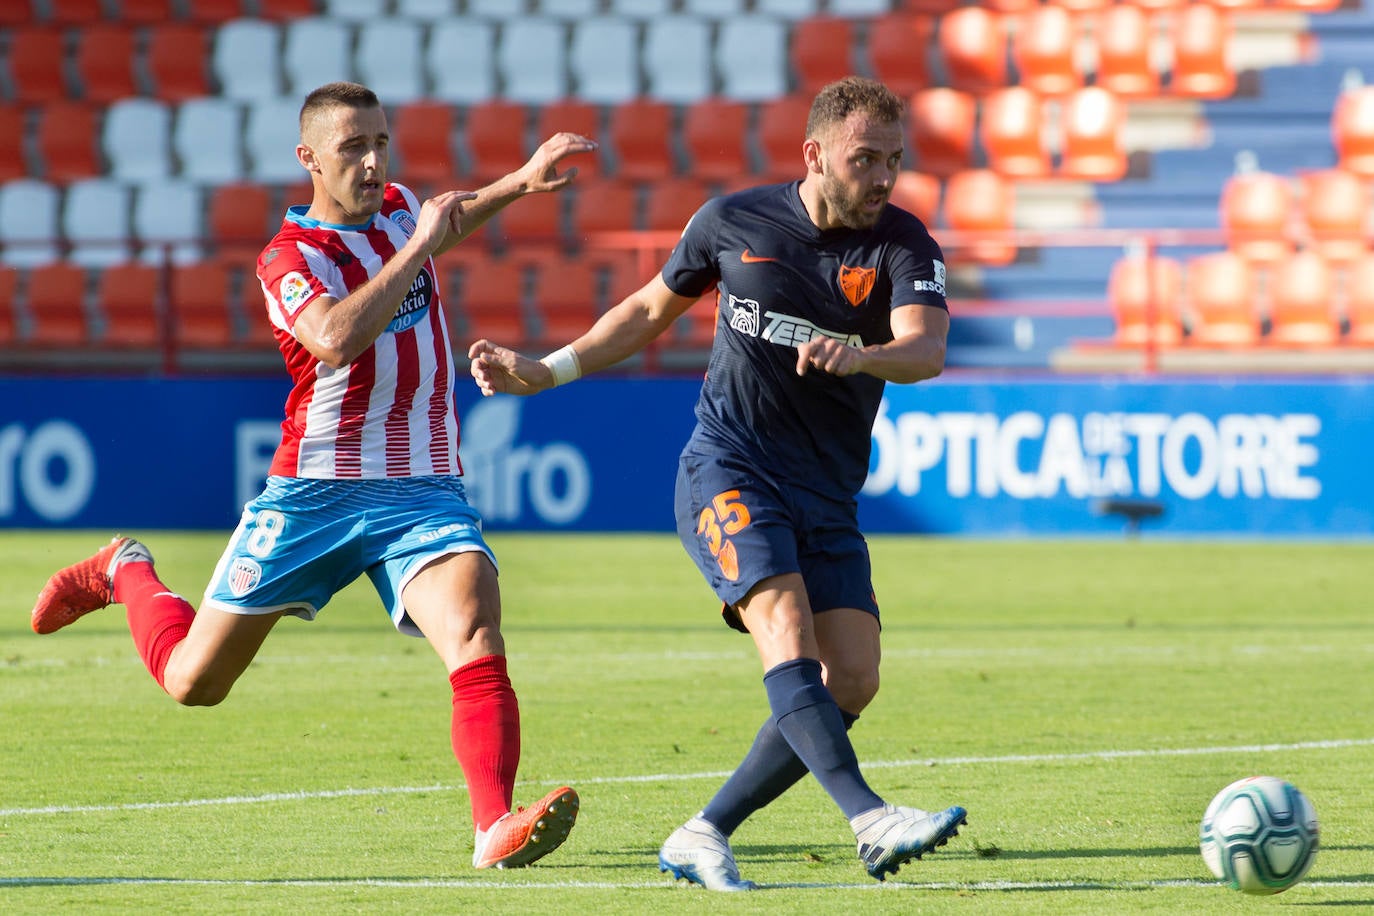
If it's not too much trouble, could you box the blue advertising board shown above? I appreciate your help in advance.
[2,374,1369,537]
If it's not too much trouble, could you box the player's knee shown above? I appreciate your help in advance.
[162,667,234,707]
[825,664,880,712]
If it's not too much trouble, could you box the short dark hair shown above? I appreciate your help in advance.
[299,81,381,137]
[806,77,905,139]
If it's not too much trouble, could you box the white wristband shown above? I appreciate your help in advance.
[540,345,582,387]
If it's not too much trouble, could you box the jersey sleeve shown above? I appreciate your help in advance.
[258,237,342,332]
[660,198,724,299]
[885,219,949,313]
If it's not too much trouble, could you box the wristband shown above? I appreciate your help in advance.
[540,345,583,387]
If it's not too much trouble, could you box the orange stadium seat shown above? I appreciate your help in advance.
[1184,250,1259,346]
[865,13,933,97]
[115,0,178,22]
[534,99,603,181]
[525,254,602,347]
[1345,253,1374,345]
[170,261,238,349]
[1107,254,1184,347]
[642,177,712,232]
[937,7,1007,96]
[890,170,941,226]
[980,86,1051,179]
[25,263,92,347]
[791,17,855,96]
[1047,0,1110,13]
[1299,169,1370,264]
[0,107,26,182]
[1011,5,1082,97]
[897,0,960,14]
[1331,86,1374,179]
[608,99,676,181]
[391,101,457,192]
[1169,5,1235,100]
[943,168,1016,266]
[209,182,276,261]
[7,27,68,104]
[45,0,106,23]
[1220,170,1294,264]
[0,267,17,344]
[451,257,530,344]
[1059,86,1128,181]
[256,0,320,19]
[495,191,567,253]
[569,179,641,240]
[908,87,977,179]
[463,100,530,183]
[682,97,751,183]
[755,94,812,181]
[146,24,213,102]
[1131,0,1186,10]
[73,24,139,105]
[982,0,1035,16]
[36,102,101,183]
[183,0,246,21]
[96,262,163,348]
[1266,250,1340,346]
[1093,6,1160,99]
[1268,0,1340,11]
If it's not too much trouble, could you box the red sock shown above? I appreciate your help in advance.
[449,654,521,831]
[113,561,195,691]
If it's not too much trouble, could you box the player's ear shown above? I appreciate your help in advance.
[297,143,320,173]
[802,138,825,175]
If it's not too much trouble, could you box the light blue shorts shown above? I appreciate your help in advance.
[203,476,495,637]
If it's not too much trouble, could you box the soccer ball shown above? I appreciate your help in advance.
[1199,776,1319,895]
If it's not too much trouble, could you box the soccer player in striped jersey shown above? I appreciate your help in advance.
[31,82,594,871]
[470,76,967,889]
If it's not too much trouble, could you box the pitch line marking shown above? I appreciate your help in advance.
[2,736,1371,818]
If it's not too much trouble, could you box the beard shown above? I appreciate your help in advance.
[821,172,886,230]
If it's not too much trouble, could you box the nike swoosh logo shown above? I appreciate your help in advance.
[740,250,776,263]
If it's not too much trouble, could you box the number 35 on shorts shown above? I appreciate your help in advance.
[696,490,751,582]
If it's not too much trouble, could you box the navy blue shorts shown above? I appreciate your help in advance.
[674,450,879,633]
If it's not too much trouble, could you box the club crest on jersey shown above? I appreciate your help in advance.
[279,272,313,312]
[839,265,876,307]
[727,294,761,337]
[226,557,262,597]
[392,209,417,237]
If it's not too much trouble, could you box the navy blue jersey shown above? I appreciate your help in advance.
[662,181,948,501]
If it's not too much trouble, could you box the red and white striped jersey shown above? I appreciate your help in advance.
[256,182,462,479]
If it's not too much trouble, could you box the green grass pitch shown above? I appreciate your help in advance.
[3,532,1372,913]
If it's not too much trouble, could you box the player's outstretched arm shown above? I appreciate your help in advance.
[796,303,948,383]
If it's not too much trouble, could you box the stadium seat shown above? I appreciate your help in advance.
[756,0,821,17]
[1220,170,1294,264]
[497,18,569,104]
[980,87,1050,179]
[0,179,61,267]
[1106,253,1184,347]
[170,260,238,349]
[897,0,960,14]
[321,0,385,18]
[1047,0,1110,13]
[607,0,673,20]
[755,94,812,181]
[1059,86,1128,182]
[525,254,601,347]
[7,27,68,104]
[0,267,17,344]
[95,262,163,348]
[608,99,676,180]
[569,179,640,238]
[682,97,751,182]
[1266,250,1340,346]
[908,88,977,179]
[1331,86,1374,179]
[467,0,526,15]
[1184,250,1259,346]
[212,18,285,102]
[1299,169,1370,264]
[174,98,247,186]
[426,19,498,104]
[208,182,275,260]
[46,0,105,20]
[828,0,890,14]
[681,0,745,14]
[791,17,855,96]
[642,177,712,232]
[1268,0,1340,11]
[542,0,600,19]
[889,171,941,226]
[283,17,352,98]
[63,178,134,269]
[937,7,1007,96]
[1168,5,1235,100]
[183,0,246,22]
[0,107,28,182]
[352,22,426,105]
[534,100,604,180]
[1092,6,1160,99]
[35,102,101,184]
[103,99,174,184]
[642,15,713,103]
[114,0,177,23]
[24,262,92,347]
[942,169,1016,266]
[1345,253,1374,345]
[865,13,934,97]
[245,97,309,185]
[254,0,321,19]
[134,179,204,266]
[146,24,213,103]
[716,13,788,100]
[450,257,530,344]
[72,24,139,104]
[1130,0,1185,9]
[1011,5,1081,97]
[395,0,456,15]
[462,100,530,183]
[569,16,640,104]
[494,190,566,251]
[390,101,457,191]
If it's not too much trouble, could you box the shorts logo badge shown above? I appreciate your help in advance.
[839,265,876,307]
[227,557,263,597]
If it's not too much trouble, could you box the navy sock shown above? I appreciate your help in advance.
[702,709,859,836]
[760,658,882,820]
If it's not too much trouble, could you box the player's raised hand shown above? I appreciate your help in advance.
[518,132,599,193]
[416,189,479,252]
[468,339,556,397]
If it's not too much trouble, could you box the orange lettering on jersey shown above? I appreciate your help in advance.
[839,265,876,307]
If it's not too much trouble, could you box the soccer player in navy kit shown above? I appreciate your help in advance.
[470,76,966,890]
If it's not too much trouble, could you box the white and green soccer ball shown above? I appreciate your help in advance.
[1200,775,1319,895]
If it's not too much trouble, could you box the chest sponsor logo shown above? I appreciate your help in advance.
[387,267,434,333]
[762,311,863,348]
[839,264,876,307]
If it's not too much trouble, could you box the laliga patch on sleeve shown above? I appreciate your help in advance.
[279,271,315,313]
